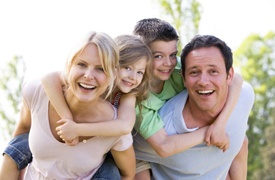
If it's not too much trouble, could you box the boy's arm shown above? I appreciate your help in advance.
[204,72,243,151]
[111,145,136,180]
[41,71,73,119]
[147,126,208,158]
[56,94,136,138]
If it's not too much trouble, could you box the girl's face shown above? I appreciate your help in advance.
[67,43,109,102]
[117,58,147,93]
[150,40,178,81]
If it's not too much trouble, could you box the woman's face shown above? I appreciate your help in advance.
[117,58,147,93]
[67,43,109,102]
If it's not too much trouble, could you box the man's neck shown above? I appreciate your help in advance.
[183,101,218,129]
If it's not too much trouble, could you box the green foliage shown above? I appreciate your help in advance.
[153,0,202,51]
[234,31,275,179]
[0,56,26,140]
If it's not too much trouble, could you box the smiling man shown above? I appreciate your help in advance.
[134,35,255,179]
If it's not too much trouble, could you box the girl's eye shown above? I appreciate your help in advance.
[137,71,144,76]
[125,67,131,71]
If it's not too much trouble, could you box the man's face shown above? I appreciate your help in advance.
[149,40,178,81]
[183,46,233,114]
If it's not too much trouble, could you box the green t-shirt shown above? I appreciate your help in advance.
[135,65,185,139]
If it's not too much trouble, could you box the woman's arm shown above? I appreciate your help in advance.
[111,145,136,180]
[0,100,31,180]
[56,94,136,140]
[13,100,32,136]
[204,72,243,151]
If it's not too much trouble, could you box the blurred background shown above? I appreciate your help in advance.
[0,0,274,179]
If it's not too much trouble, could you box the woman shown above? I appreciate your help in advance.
[0,31,135,179]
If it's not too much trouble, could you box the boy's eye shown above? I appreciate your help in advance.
[170,54,177,59]
[154,55,162,59]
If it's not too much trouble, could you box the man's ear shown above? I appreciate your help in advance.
[227,67,234,85]
[181,69,186,86]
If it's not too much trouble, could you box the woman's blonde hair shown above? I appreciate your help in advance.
[114,34,153,108]
[64,31,119,99]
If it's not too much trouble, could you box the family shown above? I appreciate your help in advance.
[0,18,254,180]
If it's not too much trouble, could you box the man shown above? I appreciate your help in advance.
[134,35,254,179]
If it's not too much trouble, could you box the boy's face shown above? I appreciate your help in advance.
[149,40,178,81]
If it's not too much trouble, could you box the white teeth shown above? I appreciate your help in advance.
[198,90,213,94]
[160,69,170,73]
[79,83,95,89]
[123,80,133,86]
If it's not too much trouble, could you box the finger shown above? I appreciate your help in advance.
[57,119,66,124]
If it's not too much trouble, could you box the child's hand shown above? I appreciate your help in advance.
[56,119,79,145]
[204,124,230,152]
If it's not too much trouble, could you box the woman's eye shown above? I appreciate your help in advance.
[97,67,104,72]
[77,62,86,67]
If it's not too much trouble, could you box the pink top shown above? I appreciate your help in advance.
[24,80,133,179]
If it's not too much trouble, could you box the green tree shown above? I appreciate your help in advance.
[234,31,275,180]
[0,56,26,140]
[153,0,202,50]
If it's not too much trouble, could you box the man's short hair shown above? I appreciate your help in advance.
[180,35,233,75]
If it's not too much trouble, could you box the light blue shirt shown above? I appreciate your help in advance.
[134,82,255,180]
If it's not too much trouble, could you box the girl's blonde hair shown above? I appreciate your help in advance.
[65,31,119,99]
[114,34,153,108]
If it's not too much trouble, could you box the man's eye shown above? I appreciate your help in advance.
[210,70,218,74]
[190,71,198,75]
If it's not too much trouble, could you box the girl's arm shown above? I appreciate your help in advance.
[41,71,73,120]
[204,72,243,151]
[56,94,136,140]
[111,145,136,180]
